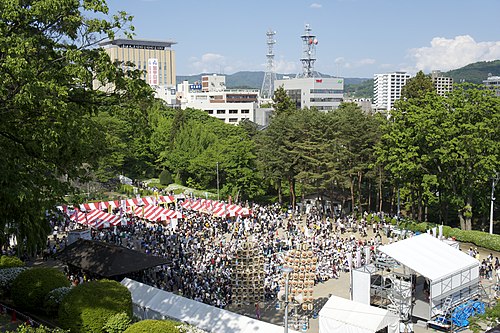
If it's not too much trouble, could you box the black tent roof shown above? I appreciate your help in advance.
[54,239,170,278]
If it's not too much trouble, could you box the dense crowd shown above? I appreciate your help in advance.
[45,202,397,310]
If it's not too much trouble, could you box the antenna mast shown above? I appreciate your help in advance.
[261,29,277,99]
[297,24,319,78]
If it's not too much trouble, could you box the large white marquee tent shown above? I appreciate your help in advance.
[121,278,299,333]
[319,296,399,333]
[377,233,480,319]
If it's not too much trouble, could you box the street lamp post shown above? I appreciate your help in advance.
[281,266,293,333]
[216,162,220,201]
[490,172,499,235]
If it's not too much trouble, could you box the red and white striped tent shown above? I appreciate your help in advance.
[179,199,251,217]
[79,195,175,212]
[72,210,121,229]
[127,205,184,222]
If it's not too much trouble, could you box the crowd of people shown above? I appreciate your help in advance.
[44,201,398,310]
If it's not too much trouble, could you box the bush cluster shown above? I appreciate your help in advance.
[124,320,180,333]
[0,255,24,268]
[11,267,70,313]
[159,170,173,186]
[103,312,132,333]
[59,280,132,333]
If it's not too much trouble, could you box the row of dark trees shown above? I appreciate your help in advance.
[1,0,499,254]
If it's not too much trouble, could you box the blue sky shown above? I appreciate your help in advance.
[106,0,500,78]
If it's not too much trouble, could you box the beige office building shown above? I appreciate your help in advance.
[99,39,177,87]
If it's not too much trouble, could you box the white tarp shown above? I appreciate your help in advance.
[377,233,479,282]
[121,278,299,333]
[319,296,399,333]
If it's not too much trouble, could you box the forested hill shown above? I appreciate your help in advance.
[177,71,370,89]
[445,60,500,84]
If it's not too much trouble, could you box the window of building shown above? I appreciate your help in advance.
[241,109,250,114]
[229,109,238,114]
[229,118,238,123]
[207,110,213,114]
[217,110,226,114]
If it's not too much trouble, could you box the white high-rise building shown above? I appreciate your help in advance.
[373,72,411,111]
[431,70,453,96]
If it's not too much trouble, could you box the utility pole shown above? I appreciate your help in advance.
[490,172,499,234]
[216,162,220,201]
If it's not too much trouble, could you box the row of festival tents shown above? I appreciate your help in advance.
[78,195,175,212]
[61,195,251,230]
[179,198,251,217]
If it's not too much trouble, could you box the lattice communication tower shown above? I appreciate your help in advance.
[297,24,319,78]
[261,29,277,99]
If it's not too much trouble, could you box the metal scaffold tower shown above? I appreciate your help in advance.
[297,24,319,78]
[261,29,277,99]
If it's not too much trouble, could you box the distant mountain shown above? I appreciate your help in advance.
[444,60,500,84]
[177,71,371,90]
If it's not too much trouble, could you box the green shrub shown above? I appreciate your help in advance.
[11,267,70,313]
[395,219,500,252]
[0,267,27,296]
[0,255,24,268]
[120,184,135,196]
[103,312,132,333]
[159,170,173,186]
[124,320,180,333]
[43,286,71,316]
[59,280,132,333]
[6,323,67,333]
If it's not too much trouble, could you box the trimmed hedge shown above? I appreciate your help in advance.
[387,217,500,252]
[0,255,24,268]
[59,280,132,333]
[124,320,180,333]
[11,267,70,313]
[103,312,132,333]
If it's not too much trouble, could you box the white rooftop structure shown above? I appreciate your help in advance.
[378,233,478,282]
[319,295,399,333]
[122,278,300,333]
[377,233,480,319]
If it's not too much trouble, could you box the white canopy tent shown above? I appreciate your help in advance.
[378,233,480,318]
[319,296,399,333]
[122,278,299,333]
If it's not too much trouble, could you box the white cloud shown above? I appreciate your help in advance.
[310,3,322,8]
[275,58,299,74]
[189,53,227,73]
[409,35,500,72]
[333,57,375,70]
[358,58,375,66]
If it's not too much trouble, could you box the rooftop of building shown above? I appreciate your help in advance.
[99,38,177,48]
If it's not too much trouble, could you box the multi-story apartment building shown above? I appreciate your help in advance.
[431,70,453,96]
[99,38,177,103]
[373,72,411,111]
[483,74,500,96]
[274,77,344,111]
[177,74,259,124]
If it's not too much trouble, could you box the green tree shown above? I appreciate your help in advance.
[401,70,435,100]
[272,86,296,115]
[435,83,500,229]
[377,83,500,228]
[0,0,137,253]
